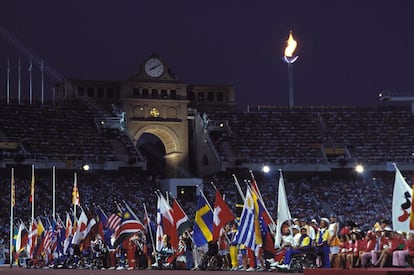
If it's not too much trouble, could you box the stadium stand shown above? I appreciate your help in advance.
[205,105,414,166]
[0,101,410,269]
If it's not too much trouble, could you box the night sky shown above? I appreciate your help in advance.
[1,0,414,110]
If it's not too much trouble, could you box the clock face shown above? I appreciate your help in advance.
[144,58,164,78]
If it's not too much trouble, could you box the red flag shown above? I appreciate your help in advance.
[114,209,144,248]
[213,189,234,241]
[172,199,192,236]
[156,194,177,250]
[27,220,38,257]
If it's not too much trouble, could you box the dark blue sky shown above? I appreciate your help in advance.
[1,0,414,110]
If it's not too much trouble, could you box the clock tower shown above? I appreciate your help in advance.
[120,54,190,177]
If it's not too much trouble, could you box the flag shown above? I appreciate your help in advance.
[250,173,273,226]
[43,223,57,255]
[103,212,122,248]
[257,195,274,252]
[275,170,292,248]
[107,212,122,232]
[55,219,66,255]
[155,194,176,250]
[212,188,234,241]
[193,194,213,247]
[251,190,263,248]
[81,206,98,250]
[156,197,164,251]
[72,177,80,206]
[11,225,18,261]
[95,206,108,239]
[113,208,144,248]
[392,164,414,232]
[15,222,28,254]
[63,213,73,254]
[172,198,193,236]
[35,218,46,257]
[72,208,88,245]
[27,219,38,258]
[37,217,45,237]
[30,165,35,203]
[235,188,256,250]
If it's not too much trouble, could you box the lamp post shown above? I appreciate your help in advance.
[282,31,299,109]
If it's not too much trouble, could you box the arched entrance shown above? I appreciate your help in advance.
[137,133,166,177]
[133,124,187,178]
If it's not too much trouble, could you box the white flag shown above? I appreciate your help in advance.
[275,170,292,248]
[392,164,414,232]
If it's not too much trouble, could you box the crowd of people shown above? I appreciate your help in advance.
[0,168,412,271]
[11,212,414,271]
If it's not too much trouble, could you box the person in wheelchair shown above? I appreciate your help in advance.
[90,234,106,269]
[153,234,174,269]
[201,240,219,270]
[163,234,187,269]
[274,226,312,270]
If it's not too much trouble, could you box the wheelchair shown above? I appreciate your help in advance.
[201,253,224,271]
[289,249,317,273]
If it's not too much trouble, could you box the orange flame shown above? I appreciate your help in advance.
[284,31,297,57]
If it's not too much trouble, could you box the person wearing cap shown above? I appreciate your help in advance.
[328,214,340,268]
[315,218,330,268]
[292,225,302,247]
[310,219,319,242]
[370,227,387,267]
[300,218,316,244]
[273,227,312,270]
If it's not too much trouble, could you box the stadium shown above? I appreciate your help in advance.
[1,28,414,273]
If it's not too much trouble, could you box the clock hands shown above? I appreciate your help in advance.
[149,63,162,71]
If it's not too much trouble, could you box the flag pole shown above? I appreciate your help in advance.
[52,166,56,220]
[196,185,213,211]
[122,200,140,221]
[18,58,21,105]
[29,59,33,105]
[9,167,15,268]
[6,57,10,104]
[41,60,44,105]
[31,164,35,223]
[232,174,246,201]
[143,203,156,254]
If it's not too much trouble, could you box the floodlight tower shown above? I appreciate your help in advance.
[283,31,299,109]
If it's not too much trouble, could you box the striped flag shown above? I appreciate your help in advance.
[113,209,144,248]
[235,188,256,250]
[107,213,122,232]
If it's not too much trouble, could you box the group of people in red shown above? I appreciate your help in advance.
[270,215,414,271]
